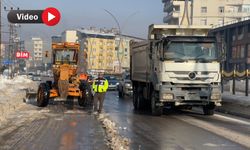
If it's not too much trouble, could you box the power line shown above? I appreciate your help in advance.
[2,0,11,8]
[3,0,18,9]
[5,0,17,8]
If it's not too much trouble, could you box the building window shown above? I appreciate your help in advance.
[201,19,207,25]
[173,5,180,12]
[248,44,250,57]
[238,26,244,35]
[218,7,224,13]
[201,7,207,13]
[232,47,236,59]
[247,24,250,33]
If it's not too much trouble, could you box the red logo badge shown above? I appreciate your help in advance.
[42,7,61,26]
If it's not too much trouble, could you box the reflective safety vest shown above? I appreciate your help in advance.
[92,78,109,93]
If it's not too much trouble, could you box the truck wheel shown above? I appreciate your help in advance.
[151,91,163,116]
[133,88,138,110]
[203,104,215,116]
[136,93,144,110]
[37,83,50,107]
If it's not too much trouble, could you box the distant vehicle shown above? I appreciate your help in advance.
[28,72,35,79]
[2,69,11,77]
[117,72,133,97]
[32,74,42,81]
[104,75,119,90]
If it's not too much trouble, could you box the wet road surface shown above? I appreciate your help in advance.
[104,91,250,150]
[0,100,109,150]
[0,91,250,150]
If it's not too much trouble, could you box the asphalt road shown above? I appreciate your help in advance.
[0,90,250,150]
[0,99,109,150]
[103,91,250,150]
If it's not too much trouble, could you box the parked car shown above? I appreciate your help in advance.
[117,72,133,97]
[32,74,42,81]
[28,72,35,79]
[104,75,119,90]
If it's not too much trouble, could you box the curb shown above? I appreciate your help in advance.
[216,98,250,119]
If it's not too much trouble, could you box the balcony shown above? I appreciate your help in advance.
[163,0,183,13]
[224,11,250,18]
[163,11,180,23]
[225,0,244,5]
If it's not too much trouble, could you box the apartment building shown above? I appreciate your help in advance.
[163,0,250,26]
[78,29,116,74]
[0,43,6,60]
[32,38,43,62]
[209,19,250,71]
[60,28,144,74]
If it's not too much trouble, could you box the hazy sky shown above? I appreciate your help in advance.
[2,0,164,44]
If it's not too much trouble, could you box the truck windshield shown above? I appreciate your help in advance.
[55,49,76,64]
[163,42,218,62]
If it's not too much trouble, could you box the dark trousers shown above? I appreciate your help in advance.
[93,92,106,112]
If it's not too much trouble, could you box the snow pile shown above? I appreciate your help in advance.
[0,75,37,123]
[97,113,130,150]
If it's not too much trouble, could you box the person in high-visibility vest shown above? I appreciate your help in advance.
[92,73,109,113]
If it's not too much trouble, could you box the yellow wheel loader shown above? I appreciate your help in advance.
[35,42,92,107]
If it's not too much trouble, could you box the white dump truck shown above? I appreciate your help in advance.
[130,25,222,116]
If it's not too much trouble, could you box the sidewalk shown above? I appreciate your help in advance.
[217,91,250,118]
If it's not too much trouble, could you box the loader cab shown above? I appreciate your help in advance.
[54,49,78,65]
[52,43,79,65]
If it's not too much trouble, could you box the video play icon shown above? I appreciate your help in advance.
[42,7,61,26]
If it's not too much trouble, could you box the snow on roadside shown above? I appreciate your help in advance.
[0,75,37,124]
[97,113,130,150]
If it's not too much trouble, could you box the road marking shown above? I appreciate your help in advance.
[174,115,250,148]
[214,114,250,126]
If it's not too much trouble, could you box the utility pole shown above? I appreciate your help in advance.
[0,0,2,69]
[8,23,14,78]
[5,7,20,77]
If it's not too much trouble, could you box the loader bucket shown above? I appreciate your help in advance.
[23,88,37,103]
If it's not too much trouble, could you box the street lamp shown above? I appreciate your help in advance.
[103,9,122,73]
[103,9,139,74]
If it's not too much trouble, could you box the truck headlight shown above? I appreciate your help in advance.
[211,93,221,100]
[162,93,174,100]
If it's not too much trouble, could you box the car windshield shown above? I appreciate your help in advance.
[55,49,76,64]
[105,76,117,81]
[163,42,218,61]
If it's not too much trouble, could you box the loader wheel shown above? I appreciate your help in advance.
[37,83,50,107]
[151,91,163,116]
